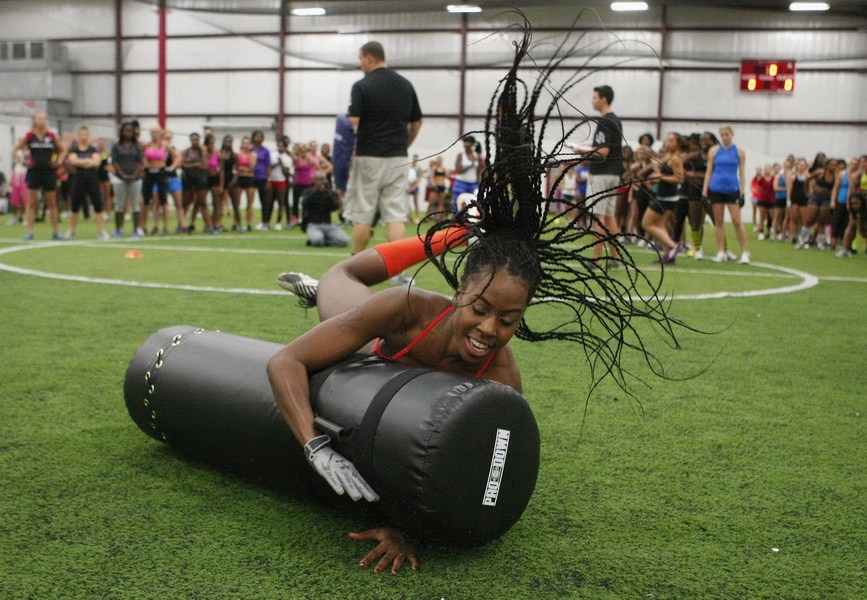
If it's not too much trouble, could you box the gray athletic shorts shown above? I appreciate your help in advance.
[343,155,409,225]
[587,174,622,218]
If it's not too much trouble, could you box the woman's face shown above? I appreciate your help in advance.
[699,133,713,150]
[151,128,162,142]
[451,268,529,367]
[241,138,251,151]
[796,159,807,173]
[321,143,330,155]
[665,134,678,152]
[719,129,733,145]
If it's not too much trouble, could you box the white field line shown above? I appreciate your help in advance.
[0,241,860,299]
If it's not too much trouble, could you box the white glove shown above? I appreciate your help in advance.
[304,435,380,502]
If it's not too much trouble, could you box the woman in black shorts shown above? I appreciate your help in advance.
[787,158,809,243]
[181,132,214,234]
[642,132,685,264]
[13,112,67,241]
[797,158,838,249]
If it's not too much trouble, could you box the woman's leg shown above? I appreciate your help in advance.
[713,203,727,253]
[642,208,676,256]
[728,204,748,253]
[245,187,256,229]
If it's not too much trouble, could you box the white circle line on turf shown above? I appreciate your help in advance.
[0,243,827,300]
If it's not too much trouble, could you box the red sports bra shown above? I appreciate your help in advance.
[372,305,496,378]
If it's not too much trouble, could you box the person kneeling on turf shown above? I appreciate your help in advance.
[301,171,348,247]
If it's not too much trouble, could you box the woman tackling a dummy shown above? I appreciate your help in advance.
[267,26,681,575]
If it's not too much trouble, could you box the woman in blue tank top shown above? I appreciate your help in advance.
[701,125,749,264]
[831,158,855,255]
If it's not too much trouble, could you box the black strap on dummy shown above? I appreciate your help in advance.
[353,367,431,485]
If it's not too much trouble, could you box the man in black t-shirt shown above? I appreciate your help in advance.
[344,41,423,259]
[582,85,623,266]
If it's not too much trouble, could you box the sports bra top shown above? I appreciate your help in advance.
[815,172,835,190]
[208,150,220,170]
[791,176,808,203]
[236,152,251,169]
[144,145,167,162]
[433,168,447,178]
[372,305,496,379]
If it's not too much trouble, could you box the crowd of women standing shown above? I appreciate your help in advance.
[9,113,336,241]
[555,125,866,264]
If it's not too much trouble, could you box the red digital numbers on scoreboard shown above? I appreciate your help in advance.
[740,60,796,93]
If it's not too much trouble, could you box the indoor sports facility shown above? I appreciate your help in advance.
[1,1,864,598]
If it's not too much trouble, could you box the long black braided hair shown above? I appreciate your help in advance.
[421,18,688,391]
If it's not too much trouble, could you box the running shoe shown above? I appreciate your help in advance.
[390,274,412,286]
[725,251,737,261]
[98,230,111,241]
[605,258,622,271]
[740,251,750,265]
[65,230,76,240]
[835,248,853,258]
[276,272,319,308]
[52,231,66,241]
[23,231,34,241]
[693,248,704,261]
[255,223,269,231]
[114,229,123,238]
[712,251,727,263]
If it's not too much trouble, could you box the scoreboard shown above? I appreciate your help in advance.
[739,60,796,93]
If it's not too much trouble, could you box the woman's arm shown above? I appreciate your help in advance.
[267,289,409,448]
[702,146,718,197]
[830,170,843,209]
[737,147,746,194]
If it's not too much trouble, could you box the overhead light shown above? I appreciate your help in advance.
[447,4,482,13]
[291,7,326,16]
[611,2,649,10]
[789,2,830,10]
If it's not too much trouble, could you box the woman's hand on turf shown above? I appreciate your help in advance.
[349,528,420,575]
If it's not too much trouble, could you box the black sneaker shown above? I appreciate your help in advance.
[276,272,319,308]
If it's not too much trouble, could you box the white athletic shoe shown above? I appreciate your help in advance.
[98,230,110,241]
[693,248,704,261]
[740,251,750,265]
[712,251,727,263]
[726,251,738,261]
[255,223,269,231]
[757,233,765,241]
[276,272,319,308]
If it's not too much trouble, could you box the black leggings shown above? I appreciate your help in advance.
[255,178,271,223]
[672,197,689,243]
[70,173,103,213]
[293,184,312,219]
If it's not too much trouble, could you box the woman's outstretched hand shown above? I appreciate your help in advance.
[349,528,420,575]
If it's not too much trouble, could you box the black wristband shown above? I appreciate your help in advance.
[303,434,330,461]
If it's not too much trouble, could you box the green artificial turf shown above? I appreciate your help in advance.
[0,217,864,599]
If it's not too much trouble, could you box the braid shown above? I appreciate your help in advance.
[423,16,690,391]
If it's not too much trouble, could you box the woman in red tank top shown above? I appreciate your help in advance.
[268,28,688,576]
[13,112,67,241]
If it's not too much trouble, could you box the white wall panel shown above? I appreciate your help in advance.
[64,41,115,71]
[0,0,113,39]
[465,68,659,119]
[170,72,278,114]
[662,70,866,123]
[667,31,867,62]
[283,33,463,69]
[166,37,280,69]
[72,74,115,115]
[284,70,359,115]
